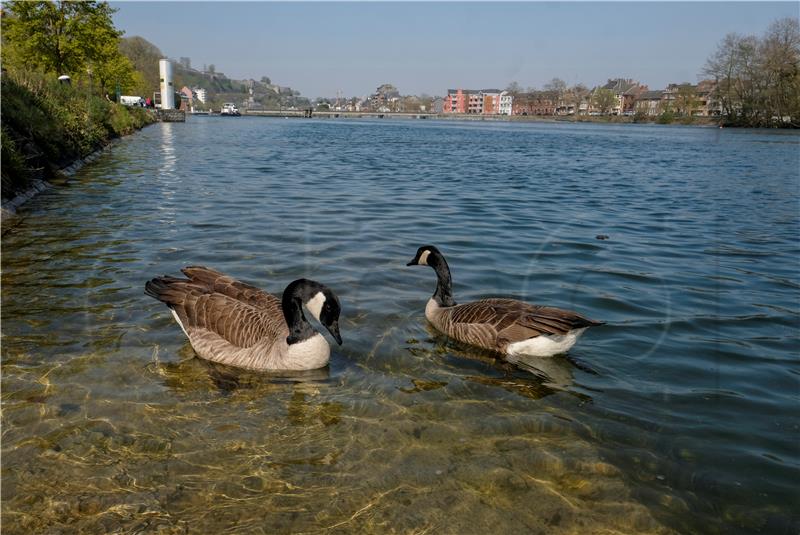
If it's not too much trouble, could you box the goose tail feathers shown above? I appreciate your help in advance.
[145,276,203,307]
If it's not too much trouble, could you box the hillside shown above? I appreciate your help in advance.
[119,36,309,110]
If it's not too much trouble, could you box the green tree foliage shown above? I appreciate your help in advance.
[592,88,616,114]
[656,109,674,124]
[2,0,137,95]
[674,84,699,116]
[704,17,800,126]
[1,72,154,196]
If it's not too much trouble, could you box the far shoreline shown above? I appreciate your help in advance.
[238,110,759,129]
[201,109,800,131]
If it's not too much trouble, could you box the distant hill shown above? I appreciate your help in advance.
[119,36,162,96]
[119,36,308,109]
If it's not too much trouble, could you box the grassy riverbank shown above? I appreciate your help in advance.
[1,73,156,200]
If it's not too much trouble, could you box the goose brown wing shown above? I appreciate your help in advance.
[180,266,280,311]
[449,298,600,344]
[145,276,285,348]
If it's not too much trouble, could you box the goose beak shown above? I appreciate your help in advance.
[326,320,343,345]
[406,258,418,266]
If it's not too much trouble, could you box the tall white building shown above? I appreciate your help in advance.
[158,59,174,109]
[499,91,513,116]
[194,87,207,104]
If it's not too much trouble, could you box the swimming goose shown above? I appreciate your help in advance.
[406,246,602,358]
[145,266,342,371]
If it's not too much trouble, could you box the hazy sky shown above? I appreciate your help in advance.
[112,2,799,98]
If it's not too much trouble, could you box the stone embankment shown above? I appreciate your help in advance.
[1,145,112,232]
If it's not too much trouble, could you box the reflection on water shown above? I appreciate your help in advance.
[411,326,581,400]
[2,119,798,534]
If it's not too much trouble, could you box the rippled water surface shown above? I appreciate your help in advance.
[3,118,799,534]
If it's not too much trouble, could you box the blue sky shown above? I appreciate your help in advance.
[112,2,799,98]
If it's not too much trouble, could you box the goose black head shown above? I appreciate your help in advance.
[284,279,343,345]
[406,245,455,307]
[406,245,442,267]
[304,281,343,345]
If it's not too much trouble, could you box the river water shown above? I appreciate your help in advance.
[2,118,798,534]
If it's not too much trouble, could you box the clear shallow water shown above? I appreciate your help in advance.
[2,118,798,534]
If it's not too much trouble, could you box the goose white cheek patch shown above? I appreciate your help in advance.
[305,291,326,321]
[419,250,431,265]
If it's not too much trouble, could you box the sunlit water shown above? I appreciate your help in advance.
[2,118,798,534]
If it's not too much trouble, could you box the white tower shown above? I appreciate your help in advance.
[159,59,174,109]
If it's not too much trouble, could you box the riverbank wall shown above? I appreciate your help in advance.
[1,74,157,228]
[1,142,128,231]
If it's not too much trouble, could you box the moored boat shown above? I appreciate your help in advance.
[220,103,241,116]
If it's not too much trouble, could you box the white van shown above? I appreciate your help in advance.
[120,95,145,107]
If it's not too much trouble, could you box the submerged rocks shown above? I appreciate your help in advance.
[1,144,113,233]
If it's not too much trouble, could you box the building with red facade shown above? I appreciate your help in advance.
[511,92,558,116]
[444,89,512,115]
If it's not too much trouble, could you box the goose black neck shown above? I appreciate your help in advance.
[429,252,456,307]
[282,280,316,345]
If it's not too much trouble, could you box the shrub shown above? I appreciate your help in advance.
[0,71,156,198]
[656,110,674,124]
[1,125,32,195]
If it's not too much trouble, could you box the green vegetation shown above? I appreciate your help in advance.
[118,36,163,97]
[1,1,155,200]
[592,88,617,115]
[2,1,139,96]
[1,73,154,197]
[656,109,675,125]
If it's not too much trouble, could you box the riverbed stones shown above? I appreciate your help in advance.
[1,143,113,231]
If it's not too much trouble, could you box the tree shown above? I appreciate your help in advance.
[93,44,137,95]
[760,17,800,123]
[565,83,589,114]
[544,78,567,95]
[674,84,699,116]
[119,36,163,94]
[2,1,136,94]
[4,1,120,74]
[592,88,616,114]
[179,56,191,70]
[260,76,271,85]
[506,81,522,95]
[207,64,216,74]
[703,18,799,126]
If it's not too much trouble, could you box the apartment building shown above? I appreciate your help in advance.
[445,89,513,114]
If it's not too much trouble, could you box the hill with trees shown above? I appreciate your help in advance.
[118,36,309,110]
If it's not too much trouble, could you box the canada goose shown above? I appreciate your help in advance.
[406,246,602,358]
[145,266,342,371]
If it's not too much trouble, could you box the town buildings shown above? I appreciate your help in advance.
[633,81,722,117]
[194,87,207,104]
[369,84,400,112]
[444,89,513,115]
[512,92,558,116]
[440,77,720,118]
[635,90,664,116]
